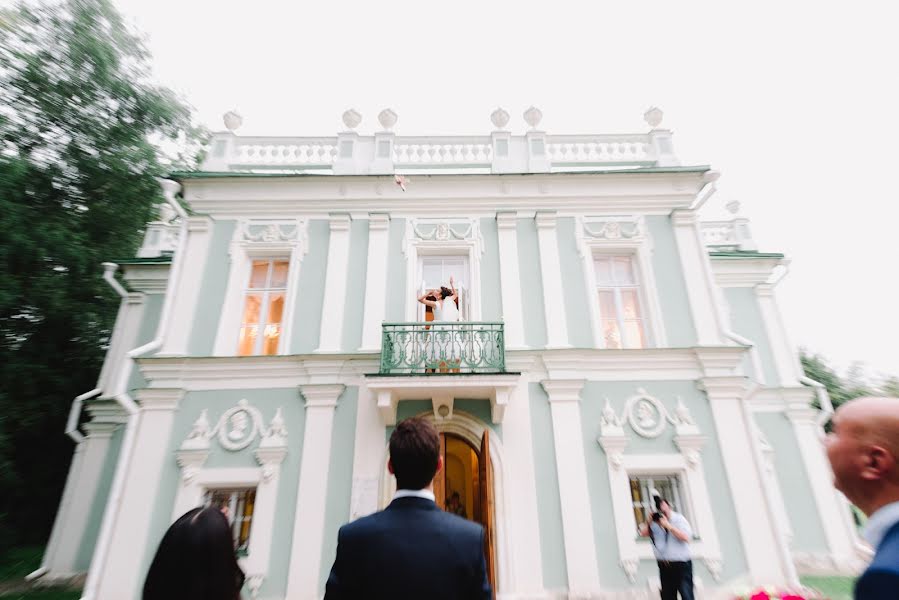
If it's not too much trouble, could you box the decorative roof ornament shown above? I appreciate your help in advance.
[490,107,510,130]
[223,110,243,132]
[726,199,741,215]
[644,106,663,129]
[341,108,362,131]
[523,106,543,130]
[378,108,398,131]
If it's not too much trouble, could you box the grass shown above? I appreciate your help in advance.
[800,575,856,600]
[0,547,81,600]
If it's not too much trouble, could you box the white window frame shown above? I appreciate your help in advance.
[214,220,307,356]
[593,254,651,349]
[403,219,484,323]
[238,259,290,356]
[417,254,472,322]
[606,454,723,572]
[628,472,694,535]
[576,216,667,349]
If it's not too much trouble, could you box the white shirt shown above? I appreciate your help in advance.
[648,511,693,562]
[862,500,899,550]
[393,488,436,502]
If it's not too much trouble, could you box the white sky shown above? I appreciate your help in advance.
[111,0,897,377]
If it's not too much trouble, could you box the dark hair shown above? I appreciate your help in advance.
[389,417,440,490]
[143,506,245,600]
[654,496,670,511]
[439,286,453,299]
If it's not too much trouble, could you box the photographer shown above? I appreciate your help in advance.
[638,496,694,600]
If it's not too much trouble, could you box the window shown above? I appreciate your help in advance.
[594,255,646,349]
[628,474,692,535]
[238,259,289,356]
[204,488,257,554]
[419,255,470,321]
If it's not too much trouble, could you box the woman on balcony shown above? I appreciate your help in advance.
[418,277,460,372]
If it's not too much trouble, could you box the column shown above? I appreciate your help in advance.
[756,283,800,387]
[535,212,569,348]
[95,388,183,600]
[97,293,145,392]
[348,386,387,521]
[285,384,344,599]
[161,216,213,355]
[700,377,788,584]
[671,210,722,345]
[41,438,87,577]
[45,419,122,577]
[787,405,859,570]
[359,214,390,351]
[501,379,544,593]
[541,380,601,595]
[317,214,352,351]
[496,212,525,349]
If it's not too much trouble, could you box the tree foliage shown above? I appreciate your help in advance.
[0,0,201,549]
[800,350,897,413]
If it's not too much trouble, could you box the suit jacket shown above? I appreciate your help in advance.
[325,496,492,600]
[856,521,899,600]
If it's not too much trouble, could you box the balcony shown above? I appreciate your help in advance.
[378,322,506,375]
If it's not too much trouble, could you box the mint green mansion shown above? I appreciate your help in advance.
[39,108,866,599]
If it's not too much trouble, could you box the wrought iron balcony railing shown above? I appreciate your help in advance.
[379,322,505,375]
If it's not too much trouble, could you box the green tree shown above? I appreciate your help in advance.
[799,350,852,409]
[0,0,201,550]
[878,376,899,398]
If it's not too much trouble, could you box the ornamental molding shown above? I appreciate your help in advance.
[576,215,646,257]
[230,218,309,258]
[598,389,702,441]
[403,217,484,256]
[179,399,289,454]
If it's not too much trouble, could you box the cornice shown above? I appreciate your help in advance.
[496,211,518,230]
[122,263,170,294]
[710,258,782,288]
[697,376,751,399]
[299,384,345,408]
[186,216,212,233]
[368,213,390,230]
[136,387,185,411]
[541,379,586,403]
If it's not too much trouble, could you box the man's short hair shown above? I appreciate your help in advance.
[389,417,440,490]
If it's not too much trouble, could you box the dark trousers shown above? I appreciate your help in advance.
[657,560,694,600]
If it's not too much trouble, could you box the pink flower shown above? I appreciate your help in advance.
[781,594,806,600]
[749,592,770,600]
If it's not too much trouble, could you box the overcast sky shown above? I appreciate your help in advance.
[111,0,897,378]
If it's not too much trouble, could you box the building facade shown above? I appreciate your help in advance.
[39,108,867,599]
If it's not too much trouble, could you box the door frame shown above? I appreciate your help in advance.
[379,410,511,593]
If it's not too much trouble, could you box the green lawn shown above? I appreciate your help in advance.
[800,575,856,600]
[0,547,81,600]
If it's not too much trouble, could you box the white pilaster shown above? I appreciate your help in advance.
[671,210,722,346]
[285,384,344,599]
[535,212,569,348]
[97,293,145,392]
[160,217,213,356]
[45,421,121,577]
[787,405,860,571]
[348,386,387,521]
[41,438,88,578]
[317,214,352,352]
[541,380,601,595]
[756,284,800,387]
[496,212,525,349]
[359,214,390,351]
[95,388,183,600]
[700,377,787,584]
[501,378,544,594]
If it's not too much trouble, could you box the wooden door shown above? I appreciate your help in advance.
[435,433,446,510]
[479,430,496,598]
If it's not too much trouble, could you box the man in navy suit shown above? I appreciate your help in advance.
[325,416,492,599]
[826,396,899,599]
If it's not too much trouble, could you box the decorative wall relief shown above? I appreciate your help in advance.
[404,218,484,255]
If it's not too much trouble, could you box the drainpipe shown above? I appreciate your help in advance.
[80,179,187,600]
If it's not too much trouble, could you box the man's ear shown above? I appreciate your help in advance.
[861,446,894,480]
[387,458,394,475]
[436,454,444,474]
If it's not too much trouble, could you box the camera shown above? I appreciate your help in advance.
[651,512,663,522]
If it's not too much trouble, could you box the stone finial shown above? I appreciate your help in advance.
[158,178,182,202]
[523,106,543,130]
[342,108,362,130]
[644,106,663,129]
[157,202,176,223]
[726,199,741,215]
[378,108,398,131]
[490,107,510,130]
[223,110,243,132]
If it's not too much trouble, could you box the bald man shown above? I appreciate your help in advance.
[826,397,899,600]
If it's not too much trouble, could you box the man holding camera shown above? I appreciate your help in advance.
[639,496,694,600]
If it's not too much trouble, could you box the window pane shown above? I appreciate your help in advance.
[602,319,621,349]
[248,261,270,288]
[594,258,613,285]
[238,326,257,356]
[267,293,285,325]
[262,324,281,355]
[270,261,289,288]
[242,294,262,324]
[614,257,635,284]
[620,290,642,320]
[598,291,617,318]
[624,321,646,349]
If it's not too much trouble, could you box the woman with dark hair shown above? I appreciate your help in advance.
[143,506,245,600]
[418,276,461,371]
